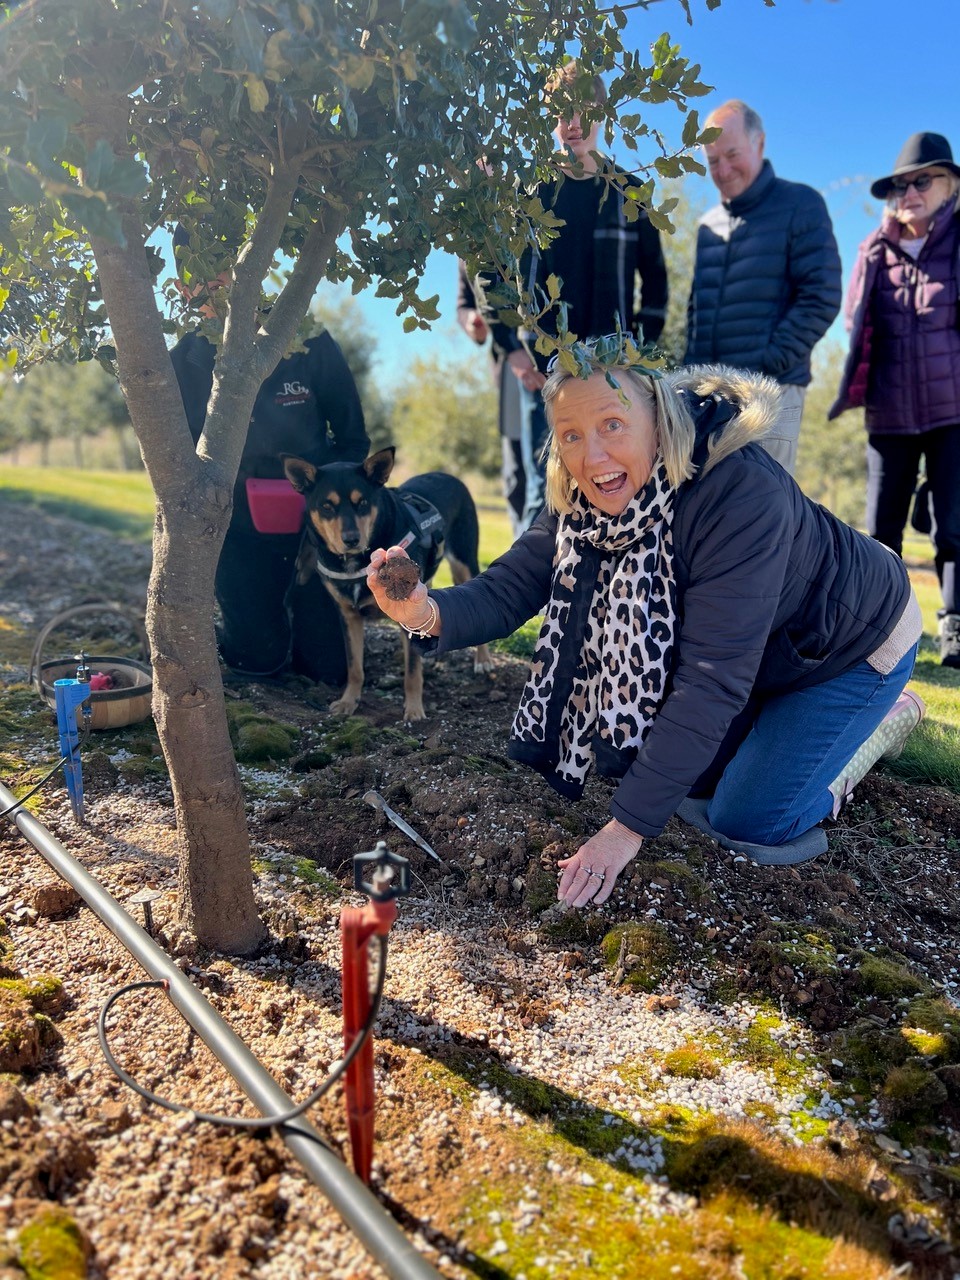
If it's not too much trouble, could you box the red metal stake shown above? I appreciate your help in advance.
[341,894,397,1183]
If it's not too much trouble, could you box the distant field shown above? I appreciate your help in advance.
[0,467,155,541]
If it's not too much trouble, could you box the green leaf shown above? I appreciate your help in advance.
[2,347,17,370]
[26,116,68,175]
[228,10,266,73]
[198,63,227,97]
[61,192,125,245]
[402,315,418,333]
[7,165,43,205]
[682,110,701,149]
[340,54,376,92]
[545,273,561,302]
[103,158,149,198]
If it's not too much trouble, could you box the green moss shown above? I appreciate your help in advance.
[881,1063,948,1121]
[0,685,51,741]
[251,855,339,894]
[662,1042,721,1080]
[235,719,299,763]
[828,1019,910,1087]
[117,755,168,782]
[640,859,715,902]
[461,754,510,777]
[904,997,960,1062]
[901,1027,950,1058]
[856,955,930,1001]
[524,865,558,915]
[18,1206,88,1280]
[0,919,14,977]
[789,1111,830,1143]
[539,910,604,946]
[317,716,416,757]
[752,926,840,980]
[0,974,64,1012]
[600,921,677,992]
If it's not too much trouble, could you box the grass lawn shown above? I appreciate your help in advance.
[0,466,155,541]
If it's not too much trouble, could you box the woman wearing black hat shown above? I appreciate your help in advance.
[831,131,960,667]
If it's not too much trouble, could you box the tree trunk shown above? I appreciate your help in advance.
[79,106,267,954]
[148,485,266,952]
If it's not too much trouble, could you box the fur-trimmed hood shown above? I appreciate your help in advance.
[667,364,783,478]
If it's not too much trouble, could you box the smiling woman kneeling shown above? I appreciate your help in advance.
[367,357,923,908]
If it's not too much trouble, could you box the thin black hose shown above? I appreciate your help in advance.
[98,934,389,1130]
[0,720,93,821]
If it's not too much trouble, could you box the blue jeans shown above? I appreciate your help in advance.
[518,386,550,532]
[704,644,917,845]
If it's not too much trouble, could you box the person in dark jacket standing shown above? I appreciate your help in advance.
[170,275,369,682]
[482,62,668,533]
[686,101,841,475]
[366,355,923,904]
[455,261,525,536]
[830,132,960,668]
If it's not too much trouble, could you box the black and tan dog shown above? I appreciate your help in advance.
[283,447,493,721]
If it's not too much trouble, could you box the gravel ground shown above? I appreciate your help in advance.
[2,495,960,1280]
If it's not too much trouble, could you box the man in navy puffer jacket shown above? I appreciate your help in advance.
[685,100,841,475]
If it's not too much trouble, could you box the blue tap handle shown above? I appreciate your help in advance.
[54,678,91,823]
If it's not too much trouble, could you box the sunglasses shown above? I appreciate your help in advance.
[891,172,947,196]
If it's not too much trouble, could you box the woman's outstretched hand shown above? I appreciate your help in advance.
[366,547,435,632]
[557,820,643,908]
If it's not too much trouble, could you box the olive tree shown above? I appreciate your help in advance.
[0,0,717,951]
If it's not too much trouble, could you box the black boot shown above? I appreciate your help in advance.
[941,614,960,668]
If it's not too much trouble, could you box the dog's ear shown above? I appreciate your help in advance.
[282,454,317,493]
[363,447,396,488]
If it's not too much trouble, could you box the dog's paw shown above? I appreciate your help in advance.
[474,645,495,674]
[330,695,359,716]
[403,700,426,723]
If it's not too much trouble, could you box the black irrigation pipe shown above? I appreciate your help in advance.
[0,779,442,1280]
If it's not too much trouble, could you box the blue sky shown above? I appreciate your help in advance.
[319,0,960,386]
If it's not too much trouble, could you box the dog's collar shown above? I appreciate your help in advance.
[314,562,369,582]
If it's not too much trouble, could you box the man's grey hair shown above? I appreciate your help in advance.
[709,99,764,140]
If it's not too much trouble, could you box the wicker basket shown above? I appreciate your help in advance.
[29,603,153,731]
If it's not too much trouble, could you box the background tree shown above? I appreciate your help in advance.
[795,340,866,526]
[0,358,135,467]
[392,353,499,479]
[307,295,392,452]
[0,0,716,952]
[656,175,707,367]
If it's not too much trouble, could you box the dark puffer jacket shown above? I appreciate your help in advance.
[829,202,960,432]
[424,368,911,838]
[482,162,668,372]
[685,161,842,387]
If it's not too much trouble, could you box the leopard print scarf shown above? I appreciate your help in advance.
[509,459,677,799]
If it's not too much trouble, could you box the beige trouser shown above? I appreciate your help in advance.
[760,383,806,476]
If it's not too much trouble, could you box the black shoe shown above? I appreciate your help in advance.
[941,614,960,668]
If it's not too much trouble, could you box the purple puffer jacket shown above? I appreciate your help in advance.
[829,201,960,432]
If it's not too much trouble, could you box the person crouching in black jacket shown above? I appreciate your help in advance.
[365,354,924,906]
[170,239,369,684]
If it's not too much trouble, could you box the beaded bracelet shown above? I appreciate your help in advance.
[402,596,438,639]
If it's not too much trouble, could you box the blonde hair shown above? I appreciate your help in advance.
[541,363,696,515]
[888,170,960,221]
